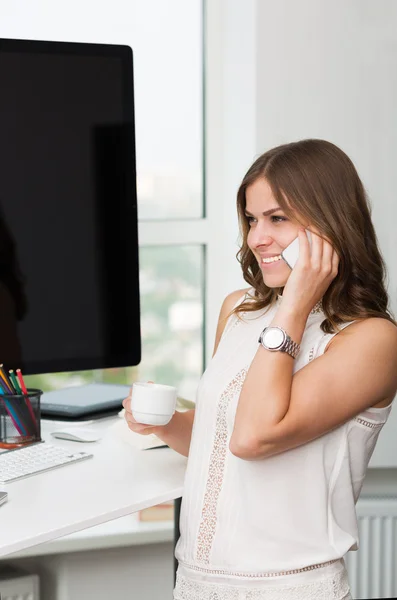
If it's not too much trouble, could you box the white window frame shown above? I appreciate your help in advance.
[138,0,257,367]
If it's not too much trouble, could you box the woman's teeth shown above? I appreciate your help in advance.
[262,255,282,264]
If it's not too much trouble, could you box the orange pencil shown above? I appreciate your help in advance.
[0,365,16,393]
[0,373,12,393]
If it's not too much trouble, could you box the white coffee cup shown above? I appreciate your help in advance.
[131,382,177,426]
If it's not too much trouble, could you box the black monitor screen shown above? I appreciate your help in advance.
[0,38,141,374]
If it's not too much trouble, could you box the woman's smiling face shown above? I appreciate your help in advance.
[245,178,304,288]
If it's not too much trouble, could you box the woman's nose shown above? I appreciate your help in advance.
[250,225,273,247]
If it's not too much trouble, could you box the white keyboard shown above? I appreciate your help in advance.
[0,442,93,483]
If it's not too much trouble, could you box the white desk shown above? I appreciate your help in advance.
[0,416,187,558]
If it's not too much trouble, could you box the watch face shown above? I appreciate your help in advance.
[264,327,284,349]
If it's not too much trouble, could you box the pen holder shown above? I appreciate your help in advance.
[0,388,42,449]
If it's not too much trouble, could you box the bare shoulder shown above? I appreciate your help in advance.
[327,317,397,351]
[326,318,397,408]
[218,287,251,327]
[221,287,250,314]
[212,287,250,357]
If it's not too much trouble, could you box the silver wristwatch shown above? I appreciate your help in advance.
[258,326,300,359]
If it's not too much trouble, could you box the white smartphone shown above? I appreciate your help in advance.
[281,229,312,269]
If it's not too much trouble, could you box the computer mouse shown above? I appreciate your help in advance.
[51,427,101,443]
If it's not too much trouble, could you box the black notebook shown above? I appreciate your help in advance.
[40,383,130,419]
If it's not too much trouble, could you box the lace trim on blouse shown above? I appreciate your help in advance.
[174,568,351,600]
[353,416,384,429]
[182,558,341,578]
[195,367,248,564]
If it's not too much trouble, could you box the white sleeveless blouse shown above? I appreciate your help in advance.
[174,289,393,599]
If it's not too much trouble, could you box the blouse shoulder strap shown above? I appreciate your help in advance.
[221,287,252,338]
[314,320,356,358]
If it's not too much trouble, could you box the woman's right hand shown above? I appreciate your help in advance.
[122,384,160,436]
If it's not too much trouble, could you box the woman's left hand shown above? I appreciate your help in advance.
[279,228,339,317]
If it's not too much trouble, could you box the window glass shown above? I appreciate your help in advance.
[133,0,203,219]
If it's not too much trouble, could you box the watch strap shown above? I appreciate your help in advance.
[282,333,300,359]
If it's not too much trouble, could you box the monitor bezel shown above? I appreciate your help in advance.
[0,38,141,374]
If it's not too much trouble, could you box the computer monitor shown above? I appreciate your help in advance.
[0,38,141,374]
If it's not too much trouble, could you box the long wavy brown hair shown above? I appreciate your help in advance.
[232,139,396,333]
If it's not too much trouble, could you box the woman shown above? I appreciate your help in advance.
[123,139,397,599]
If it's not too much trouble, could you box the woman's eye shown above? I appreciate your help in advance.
[245,215,287,225]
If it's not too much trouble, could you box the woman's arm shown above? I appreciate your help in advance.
[230,313,397,461]
[151,409,196,457]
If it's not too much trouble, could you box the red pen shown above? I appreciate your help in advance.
[16,368,38,432]
[16,369,28,395]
